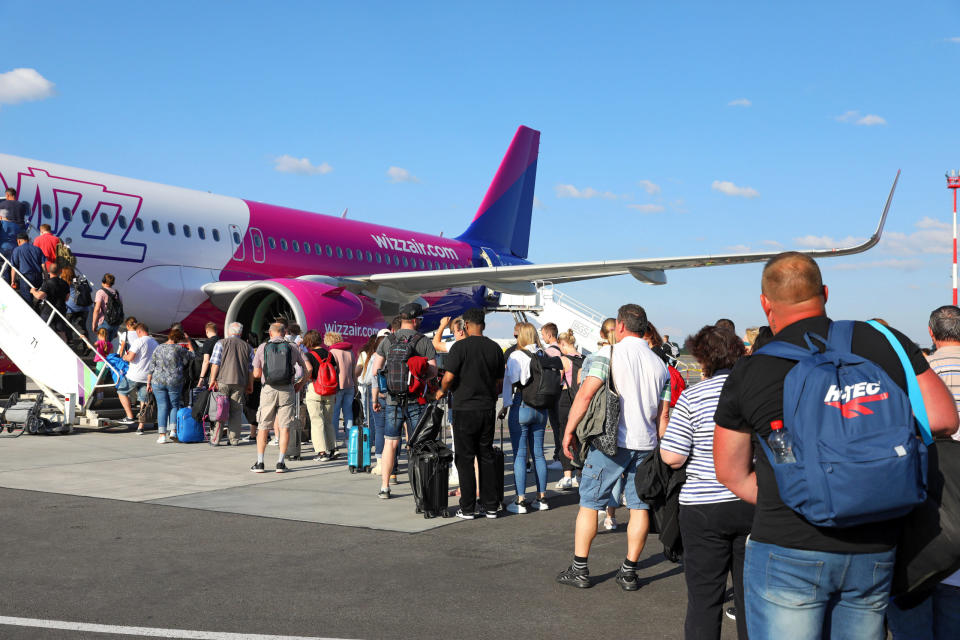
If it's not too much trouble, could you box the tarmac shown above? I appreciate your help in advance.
[0,421,738,639]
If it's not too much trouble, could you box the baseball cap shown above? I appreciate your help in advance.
[398,302,423,319]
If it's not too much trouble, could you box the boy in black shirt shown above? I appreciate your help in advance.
[436,307,505,519]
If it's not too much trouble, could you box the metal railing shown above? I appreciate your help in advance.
[539,284,607,325]
[0,251,120,416]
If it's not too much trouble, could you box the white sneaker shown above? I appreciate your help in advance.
[506,499,529,514]
[532,497,550,511]
[571,476,579,488]
[156,435,168,444]
[555,477,572,491]
[604,515,618,531]
[269,438,279,447]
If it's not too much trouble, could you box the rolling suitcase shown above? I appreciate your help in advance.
[410,439,454,518]
[286,401,306,460]
[493,417,506,511]
[347,423,371,473]
[176,407,204,443]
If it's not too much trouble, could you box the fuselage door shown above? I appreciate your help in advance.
[228,223,244,262]
[250,227,265,263]
[480,246,502,267]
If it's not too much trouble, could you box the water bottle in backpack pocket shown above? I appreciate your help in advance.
[754,320,928,528]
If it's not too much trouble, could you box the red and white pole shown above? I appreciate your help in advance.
[948,171,960,305]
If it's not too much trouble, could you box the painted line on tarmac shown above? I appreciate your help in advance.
[0,616,354,640]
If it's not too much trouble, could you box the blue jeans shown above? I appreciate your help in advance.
[508,401,548,497]
[384,401,423,443]
[363,385,386,456]
[744,538,896,640]
[333,387,354,434]
[152,382,182,433]
[887,583,960,639]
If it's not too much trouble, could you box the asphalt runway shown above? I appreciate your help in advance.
[0,428,737,640]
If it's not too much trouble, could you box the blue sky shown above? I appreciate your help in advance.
[2,1,959,344]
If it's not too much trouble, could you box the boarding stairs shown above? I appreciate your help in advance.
[494,284,608,353]
[0,253,123,429]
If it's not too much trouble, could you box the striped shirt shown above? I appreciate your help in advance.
[928,345,960,442]
[661,372,739,505]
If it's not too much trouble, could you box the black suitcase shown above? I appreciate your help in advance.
[410,440,453,518]
[492,417,506,510]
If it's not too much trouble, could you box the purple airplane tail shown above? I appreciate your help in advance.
[456,125,539,260]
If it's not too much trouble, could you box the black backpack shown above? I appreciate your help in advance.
[103,288,124,326]
[384,333,423,397]
[73,276,93,308]
[563,353,584,399]
[517,349,563,409]
[262,341,295,386]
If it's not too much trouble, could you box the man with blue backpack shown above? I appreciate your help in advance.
[714,252,958,640]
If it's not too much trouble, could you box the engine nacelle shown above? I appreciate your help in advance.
[224,278,384,346]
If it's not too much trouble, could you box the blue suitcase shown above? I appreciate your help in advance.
[347,424,371,473]
[176,407,204,443]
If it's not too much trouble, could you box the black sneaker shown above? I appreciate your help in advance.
[378,488,391,499]
[556,565,592,589]
[276,462,288,473]
[483,507,500,519]
[615,568,641,592]
[328,450,340,461]
[725,607,737,621]
[118,417,136,425]
[250,462,265,473]
[455,509,476,520]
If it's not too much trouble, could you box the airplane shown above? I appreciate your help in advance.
[0,126,897,349]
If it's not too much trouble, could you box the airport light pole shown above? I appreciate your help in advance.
[948,170,960,305]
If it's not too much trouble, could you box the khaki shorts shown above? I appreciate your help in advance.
[256,384,297,429]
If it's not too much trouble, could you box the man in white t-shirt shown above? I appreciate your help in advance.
[117,323,159,432]
[557,304,670,591]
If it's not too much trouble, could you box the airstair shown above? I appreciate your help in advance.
[495,284,608,353]
[0,253,121,427]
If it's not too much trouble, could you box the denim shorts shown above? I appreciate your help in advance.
[578,446,651,511]
[384,402,423,441]
[117,378,147,402]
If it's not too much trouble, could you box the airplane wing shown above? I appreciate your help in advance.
[340,170,899,297]
[204,171,897,305]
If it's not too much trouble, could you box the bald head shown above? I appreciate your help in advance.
[761,252,824,304]
[268,322,284,337]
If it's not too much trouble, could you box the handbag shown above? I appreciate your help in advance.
[137,393,157,424]
[591,345,621,456]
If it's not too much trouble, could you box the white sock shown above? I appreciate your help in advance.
[257,453,264,463]
[278,452,285,463]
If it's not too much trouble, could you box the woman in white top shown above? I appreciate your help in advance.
[357,332,388,473]
[498,322,550,513]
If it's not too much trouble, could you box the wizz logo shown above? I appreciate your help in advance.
[823,382,889,418]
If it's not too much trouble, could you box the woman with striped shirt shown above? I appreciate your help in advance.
[660,325,751,640]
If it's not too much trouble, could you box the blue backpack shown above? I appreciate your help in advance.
[176,407,204,443]
[755,320,931,528]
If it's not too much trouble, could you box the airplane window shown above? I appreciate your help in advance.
[394,255,400,266]
[184,225,193,238]
[118,215,128,229]
[134,218,143,231]
[402,257,409,267]
[314,243,322,255]
[419,258,425,269]
[63,210,73,222]
[61,206,70,217]
[212,229,220,242]
[280,239,288,251]
[82,210,91,224]
[100,212,110,226]
[232,231,241,245]
[253,234,262,248]
[198,227,206,240]
[336,247,343,258]
[325,245,333,257]
[168,222,176,236]
[346,248,353,259]
[152,220,160,233]
[268,237,276,249]
[292,240,299,252]
[375,253,382,264]
[42,204,52,219]
[304,242,311,255]
[366,251,373,262]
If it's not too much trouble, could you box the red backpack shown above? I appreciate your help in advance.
[668,365,686,408]
[311,349,339,396]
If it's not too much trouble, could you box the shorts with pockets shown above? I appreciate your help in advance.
[256,384,297,429]
[578,446,652,511]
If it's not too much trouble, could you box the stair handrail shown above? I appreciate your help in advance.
[0,251,121,384]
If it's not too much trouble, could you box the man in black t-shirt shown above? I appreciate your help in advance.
[436,307,505,519]
[713,252,958,640]
[31,263,70,337]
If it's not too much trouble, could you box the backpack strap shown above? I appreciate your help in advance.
[827,319,855,349]
[866,320,933,445]
[753,339,814,361]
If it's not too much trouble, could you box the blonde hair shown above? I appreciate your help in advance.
[324,331,343,345]
[744,327,760,346]
[598,317,616,347]
[558,329,577,348]
[451,317,466,335]
[97,327,108,341]
[516,323,541,350]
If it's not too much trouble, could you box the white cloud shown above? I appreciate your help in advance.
[627,203,665,213]
[554,184,617,199]
[670,198,688,213]
[831,259,925,271]
[793,234,866,249]
[711,180,759,199]
[0,68,55,105]
[387,166,420,183]
[273,155,332,175]
[881,216,950,255]
[835,109,887,126]
[946,37,960,43]
[637,179,661,195]
[763,239,784,248]
[727,98,752,107]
